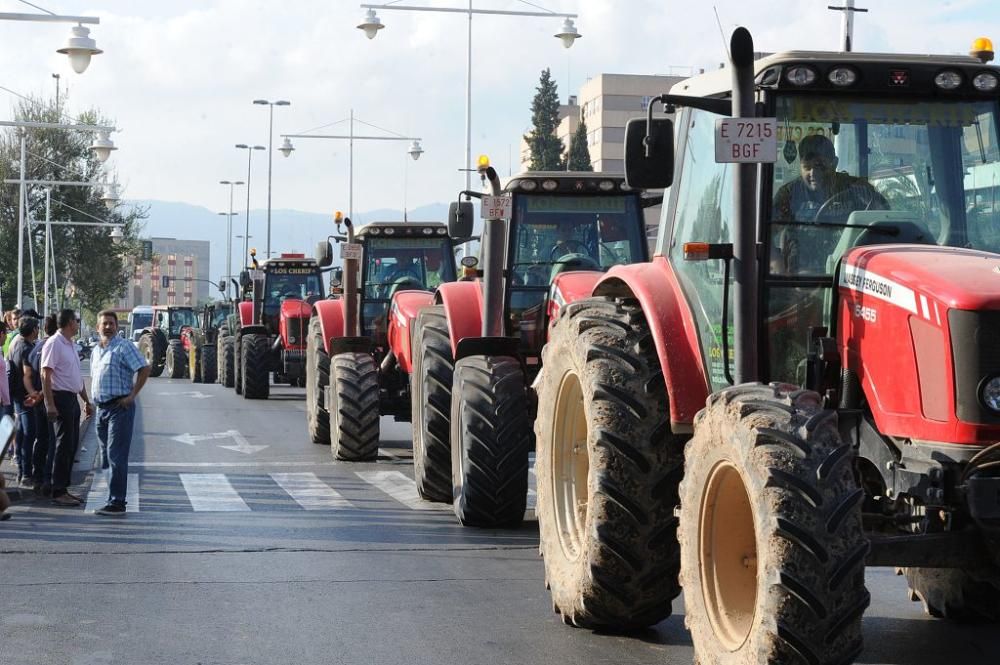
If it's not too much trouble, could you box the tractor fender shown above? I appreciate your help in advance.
[548,270,606,328]
[434,280,484,358]
[312,299,345,356]
[593,256,709,429]
[388,290,435,374]
[238,301,255,327]
[279,300,312,350]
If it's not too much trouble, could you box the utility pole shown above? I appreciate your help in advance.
[52,73,60,109]
[828,0,868,52]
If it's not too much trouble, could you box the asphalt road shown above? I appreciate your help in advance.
[1,373,998,665]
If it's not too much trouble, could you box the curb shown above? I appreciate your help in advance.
[1,411,95,505]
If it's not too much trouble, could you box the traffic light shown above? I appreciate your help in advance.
[161,275,171,289]
[142,240,153,261]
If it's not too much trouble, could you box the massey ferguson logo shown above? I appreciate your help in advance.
[839,264,918,315]
[841,271,893,298]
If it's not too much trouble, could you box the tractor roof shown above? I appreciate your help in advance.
[261,256,319,269]
[503,171,631,195]
[355,221,450,240]
[671,49,1000,98]
[152,305,193,312]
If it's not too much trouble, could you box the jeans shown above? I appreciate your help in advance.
[34,403,55,485]
[97,402,136,506]
[50,391,81,497]
[14,399,36,481]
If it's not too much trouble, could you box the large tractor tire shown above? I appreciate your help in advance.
[138,333,165,378]
[328,352,380,461]
[219,336,235,388]
[450,355,531,528]
[534,296,684,629]
[188,344,202,383]
[234,335,243,395]
[679,383,870,665]
[241,334,271,400]
[165,340,187,379]
[201,344,217,384]
[902,567,1000,621]
[411,306,453,502]
[306,317,330,445]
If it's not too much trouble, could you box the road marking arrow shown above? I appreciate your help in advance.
[158,391,213,399]
[171,430,241,446]
[218,430,268,455]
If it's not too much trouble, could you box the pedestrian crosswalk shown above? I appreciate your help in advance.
[74,467,538,516]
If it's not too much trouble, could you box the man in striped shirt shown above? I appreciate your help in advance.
[89,310,150,516]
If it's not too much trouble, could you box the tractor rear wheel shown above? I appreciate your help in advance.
[328,352,380,461]
[450,355,531,528]
[138,334,164,378]
[234,335,243,395]
[188,344,202,383]
[902,567,1000,621]
[219,336,235,388]
[165,340,187,379]
[411,306,453,502]
[306,317,330,445]
[534,296,683,629]
[680,383,869,665]
[201,344,217,384]
[241,334,270,400]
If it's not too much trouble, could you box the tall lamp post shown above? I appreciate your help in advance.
[357,2,580,191]
[219,180,244,299]
[281,111,423,220]
[234,144,265,266]
[252,99,290,259]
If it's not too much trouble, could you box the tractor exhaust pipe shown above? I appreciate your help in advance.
[479,164,505,337]
[380,349,396,373]
[730,27,759,384]
[341,216,360,337]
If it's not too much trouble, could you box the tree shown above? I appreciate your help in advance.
[525,68,564,171]
[0,95,146,316]
[567,117,593,171]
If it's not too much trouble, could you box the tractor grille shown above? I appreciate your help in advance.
[949,309,1000,425]
[286,317,307,349]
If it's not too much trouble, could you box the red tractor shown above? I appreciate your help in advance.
[407,161,652,526]
[531,29,1000,663]
[307,218,461,461]
[136,306,198,378]
[228,252,323,399]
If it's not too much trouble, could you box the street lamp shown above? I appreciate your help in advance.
[252,99,291,259]
[219,179,245,299]
[234,144,265,268]
[57,24,103,74]
[282,110,424,220]
[358,2,580,191]
[279,137,295,157]
[89,131,117,162]
[100,183,120,209]
[109,225,124,244]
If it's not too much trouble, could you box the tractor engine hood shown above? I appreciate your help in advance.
[280,299,312,319]
[838,243,1000,444]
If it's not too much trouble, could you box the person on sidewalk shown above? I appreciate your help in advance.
[90,310,149,517]
[41,309,93,507]
[25,314,58,495]
[9,317,40,489]
[0,321,10,427]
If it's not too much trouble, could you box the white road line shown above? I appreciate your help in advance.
[127,461,339,468]
[270,472,353,510]
[84,471,139,512]
[179,473,251,512]
[355,470,447,511]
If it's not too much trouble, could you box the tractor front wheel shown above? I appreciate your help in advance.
[328,352,380,461]
[219,336,235,388]
[138,334,164,378]
[188,344,202,383]
[242,334,271,399]
[450,355,531,528]
[680,383,869,665]
[165,340,187,379]
[234,335,243,395]
[411,305,454,502]
[306,317,330,445]
[902,567,1000,621]
[201,344,217,384]
[534,296,683,629]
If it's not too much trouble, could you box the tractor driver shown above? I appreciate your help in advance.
[772,134,888,274]
[550,222,589,260]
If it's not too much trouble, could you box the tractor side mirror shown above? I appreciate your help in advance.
[448,200,474,239]
[118,330,126,339]
[330,266,343,288]
[624,117,674,190]
[316,240,333,267]
[239,270,251,289]
[217,280,225,293]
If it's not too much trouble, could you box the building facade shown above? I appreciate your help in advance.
[116,237,212,310]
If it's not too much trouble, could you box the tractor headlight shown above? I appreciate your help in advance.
[980,375,1000,412]
[974,72,999,91]
[934,70,963,90]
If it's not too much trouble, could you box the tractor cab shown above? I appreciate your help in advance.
[153,306,197,339]
[252,254,323,336]
[354,222,457,345]
[499,172,649,360]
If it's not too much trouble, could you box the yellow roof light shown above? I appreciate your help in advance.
[477,154,491,170]
[334,211,343,222]
[250,248,257,256]
[971,37,995,63]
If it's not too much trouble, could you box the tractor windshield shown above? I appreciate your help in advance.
[766,94,1000,382]
[361,236,456,341]
[263,266,323,312]
[168,309,197,336]
[211,305,231,328]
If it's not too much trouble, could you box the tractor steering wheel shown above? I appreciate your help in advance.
[812,187,876,222]
[549,240,590,260]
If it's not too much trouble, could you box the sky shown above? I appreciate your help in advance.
[2,0,1000,221]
